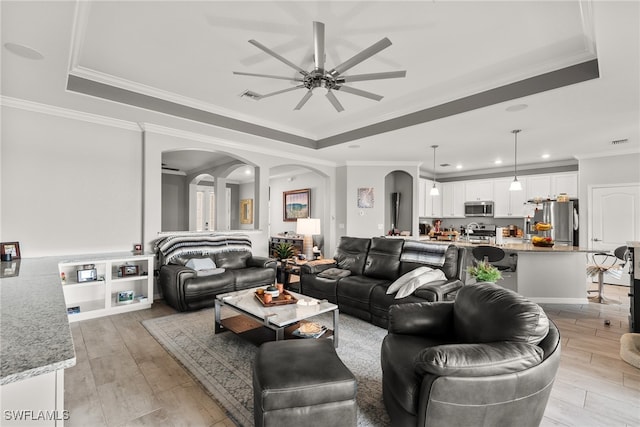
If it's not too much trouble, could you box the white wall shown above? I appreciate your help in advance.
[345,163,421,238]
[1,106,142,257]
[269,171,326,236]
[578,152,640,246]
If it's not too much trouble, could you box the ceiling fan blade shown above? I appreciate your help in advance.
[335,85,383,101]
[339,70,406,83]
[258,85,305,100]
[233,71,304,82]
[325,90,344,112]
[248,39,308,76]
[329,37,392,76]
[294,90,314,110]
[313,21,325,71]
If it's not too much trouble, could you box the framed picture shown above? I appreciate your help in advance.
[240,199,253,224]
[117,290,135,304]
[283,189,310,221]
[357,187,375,208]
[1,242,21,259]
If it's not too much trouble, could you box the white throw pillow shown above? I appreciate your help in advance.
[185,257,216,271]
[387,266,433,294]
[395,269,447,299]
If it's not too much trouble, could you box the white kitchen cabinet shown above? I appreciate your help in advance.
[425,182,442,217]
[493,177,528,217]
[442,181,466,217]
[551,172,578,198]
[465,180,493,201]
[526,172,578,200]
[526,175,552,200]
[418,178,428,217]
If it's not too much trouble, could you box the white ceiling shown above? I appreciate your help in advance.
[2,1,638,180]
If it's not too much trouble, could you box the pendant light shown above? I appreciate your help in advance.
[430,145,440,196]
[509,129,523,191]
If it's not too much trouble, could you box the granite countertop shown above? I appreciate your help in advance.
[1,257,76,386]
[418,236,595,253]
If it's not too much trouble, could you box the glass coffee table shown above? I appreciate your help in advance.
[214,286,339,347]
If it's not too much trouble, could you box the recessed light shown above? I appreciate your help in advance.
[245,168,252,175]
[3,42,44,60]
[505,104,528,112]
[348,144,360,149]
[456,164,463,169]
[494,159,503,165]
[541,154,550,159]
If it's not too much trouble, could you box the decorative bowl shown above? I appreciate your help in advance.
[532,240,554,247]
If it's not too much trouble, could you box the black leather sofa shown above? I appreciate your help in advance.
[300,236,464,328]
[381,282,560,427]
[155,234,276,311]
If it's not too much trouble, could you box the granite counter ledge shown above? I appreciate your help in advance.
[1,257,76,386]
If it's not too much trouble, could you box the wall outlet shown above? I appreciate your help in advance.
[378,224,384,230]
[339,223,345,229]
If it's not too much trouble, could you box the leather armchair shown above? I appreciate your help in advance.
[381,282,560,427]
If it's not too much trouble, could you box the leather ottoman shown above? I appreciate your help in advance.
[253,339,357,427]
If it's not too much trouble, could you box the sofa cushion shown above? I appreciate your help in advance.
[185,257,216,270]
[399,245,460,280]
[215,251,251,269]
[454,282,550,345]
[334,237,371,274]
[363,238,404,280]
[318,268,352,279]
[414,342,544,377]
[394,269,446,299]
[387,266,433,294]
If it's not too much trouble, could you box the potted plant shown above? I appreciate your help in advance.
[467,261,502,283]
[273,242,296,284]
[273,242,296,261]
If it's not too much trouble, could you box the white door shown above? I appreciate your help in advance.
[590,184,640,285]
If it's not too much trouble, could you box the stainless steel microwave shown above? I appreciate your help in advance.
[464,201,494,217]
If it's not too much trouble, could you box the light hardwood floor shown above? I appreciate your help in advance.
[64,284,639,426]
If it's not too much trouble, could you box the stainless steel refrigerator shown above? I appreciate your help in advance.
[531,200,579,246]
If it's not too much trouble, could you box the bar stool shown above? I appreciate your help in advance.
[586,246,627,304]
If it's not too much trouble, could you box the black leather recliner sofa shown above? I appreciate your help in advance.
[155,234,276,311]
[300,236,464,328]
[381,282,560,427]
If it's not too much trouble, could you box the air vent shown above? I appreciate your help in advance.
[440,163,451,167]
[240,90,262,100]
[611,138,629,145]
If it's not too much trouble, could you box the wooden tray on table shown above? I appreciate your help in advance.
[254,290,298,306]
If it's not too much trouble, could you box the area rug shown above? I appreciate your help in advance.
[142,307,391,427]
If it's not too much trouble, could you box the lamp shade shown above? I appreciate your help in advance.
[509,178,523,191]
[296,218,321,235]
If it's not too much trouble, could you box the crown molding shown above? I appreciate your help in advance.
[68,66,317,141]
[142,123,336,167]
[345,160,421,167]
[0,96,140,131]
[575,148,640,160]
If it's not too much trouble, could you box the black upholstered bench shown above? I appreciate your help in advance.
[253,339,357,427]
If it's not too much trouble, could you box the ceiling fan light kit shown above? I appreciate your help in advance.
[233,21,406,112]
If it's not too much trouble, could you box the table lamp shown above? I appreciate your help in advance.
[296,218,321,260]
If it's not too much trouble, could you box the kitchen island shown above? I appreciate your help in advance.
[419,237,594,303]
[1,257,76,426]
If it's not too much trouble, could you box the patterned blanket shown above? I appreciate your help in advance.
[400,241,449,267]
[155,233,252,265]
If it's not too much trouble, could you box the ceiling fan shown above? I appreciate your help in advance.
[233,21,406,112]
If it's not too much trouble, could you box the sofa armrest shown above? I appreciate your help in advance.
[300,261,337,275]
[159,264,197,312]
[414,342,544,377]
[387,301,454,336]
[248,256,277,269]
[419,279,463,301]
